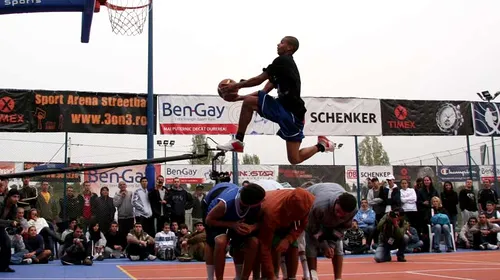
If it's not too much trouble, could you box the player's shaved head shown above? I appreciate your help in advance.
[284,36,299,53]
[240,183,266,205]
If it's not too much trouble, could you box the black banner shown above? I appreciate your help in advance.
[23,162,82,183]
[278,165,346,189]
[381,100,473,136]
[393,165,438,188]
[32,91,154,134]
[0,90,32,132]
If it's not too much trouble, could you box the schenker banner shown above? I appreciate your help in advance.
[303,97,382,136]
[157,95,277,135]
[0,90,32,132]
[380,99,473,136]
[31,91,152,134]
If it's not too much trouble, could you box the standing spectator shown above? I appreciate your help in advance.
[149,176,169,233]
[367,177,385,244]
[58,186,81,233]
[354,199,376,250]
[0,180,6,205]
[78,181,98,232]
[35,182,59,227]
[380,175,401,214]
[126,222,156,261]
[0,189,20,273]
[167,177,193,225]
[19,177,37,212]
[399,179,419,230]
[440,181,459,231]
[478,179,498,212]
[470,212,500,250]
[113,181,135,235]
[459,179,478,226]
[104,221,127,258]
[92,186,116,233]
[60,224,93,266]
[361,177,373,200]
[191,184,206,229]
[133,177,154,236]
[417,176,438,250]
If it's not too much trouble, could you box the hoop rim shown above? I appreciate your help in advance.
[105,0,151,11]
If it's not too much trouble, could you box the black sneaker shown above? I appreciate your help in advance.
[397,256,407,262]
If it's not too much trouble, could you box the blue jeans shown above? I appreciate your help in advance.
[374,238,406,263]
[10,249,29,265]
[432,224,453,250]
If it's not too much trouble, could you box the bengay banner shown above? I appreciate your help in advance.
[157,95,277,135]
[278,165,345,188]
[303,97,382,136]
[381,100,473,136]
[438,165,480,182]
[31,91,152,134]
[472,102,500,137]
[84,164,162,195]
[162,164,278,185]
[0,90,32,132]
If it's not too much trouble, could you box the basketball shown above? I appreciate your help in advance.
[217,79,239,102]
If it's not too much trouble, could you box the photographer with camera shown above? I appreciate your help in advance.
[374,207,408,263]
[0,189,22,273]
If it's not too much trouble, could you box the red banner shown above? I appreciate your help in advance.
[0,162,15,175]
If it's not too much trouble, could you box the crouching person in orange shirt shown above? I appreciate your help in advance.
[257,188,315,280]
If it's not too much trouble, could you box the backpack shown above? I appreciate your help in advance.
[158,247,176,261]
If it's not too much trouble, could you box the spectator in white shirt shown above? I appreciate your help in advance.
[133,177,153,236]
[399,179,419,231]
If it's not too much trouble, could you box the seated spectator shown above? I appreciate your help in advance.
[180,221,206,261]
[404,224,423,253]
[104,221,127,258]
[175,224,191,257]
[61,224,93,266]
[470,212,500,250]
[154,222,177,260]
[343,220,368,255]
[85,220,106,261]
[458,217,477,249]
[27,208,64,252]
[23,226,52,264]
[430,196,453,253]
[484,201,500,225]
[374,208,408,263]
[126,222,156,261]
[354,199,376,251]
[171,222,179,235]
[59,219,77,258]
[10,233,30,265]
[14,207,29,234]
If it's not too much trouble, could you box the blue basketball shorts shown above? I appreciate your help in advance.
[257,91,305,142]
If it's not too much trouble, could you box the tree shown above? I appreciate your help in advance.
[189,135,227,165]
[358,136,390,166]
[240,154,261,165]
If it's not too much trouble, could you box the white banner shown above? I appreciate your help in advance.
[345,165,393,187]
[161,164,278,185]
[303,98,382,136]
[157,95,382,136]
[479,165,500,181]
[157,95,276,135]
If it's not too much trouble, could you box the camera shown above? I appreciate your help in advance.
[6,226,23,236]
[389,210,399,219]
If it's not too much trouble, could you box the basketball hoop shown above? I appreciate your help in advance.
[102,0,152,36]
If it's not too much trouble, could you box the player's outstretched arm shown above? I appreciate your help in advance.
[237,72,269,89]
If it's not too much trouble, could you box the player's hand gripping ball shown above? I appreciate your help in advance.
[217,79,239,102]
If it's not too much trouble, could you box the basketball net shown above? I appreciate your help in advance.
[105,0,152,36]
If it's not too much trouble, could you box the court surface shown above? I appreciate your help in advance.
[2,250,499,279]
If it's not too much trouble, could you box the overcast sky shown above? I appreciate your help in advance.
[0,0,499,168]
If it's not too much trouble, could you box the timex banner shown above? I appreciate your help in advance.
[380,100,473,136]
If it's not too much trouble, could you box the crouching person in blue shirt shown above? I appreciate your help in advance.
[374,208,408,263]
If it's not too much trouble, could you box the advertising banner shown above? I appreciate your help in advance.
[23,162,82,183]
[344,165,393,197]
[278,165,345,188]
[479,166,500,182]
[157,95,277,135]
[381,100,473,136]
[31,91,152,134]
[84,164,161,195]
[0,90,32,132]
[161,164,278,185]
[0,162,16,175]
[472,102,500,137]
[392,165,437,184]
[437,165,480,182]
[303,97,382,136]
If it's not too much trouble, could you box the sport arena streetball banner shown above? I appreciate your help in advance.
[23,162,83,183]
[157,95,383,136]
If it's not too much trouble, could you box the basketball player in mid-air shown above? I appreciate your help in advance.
[217,36,335,164]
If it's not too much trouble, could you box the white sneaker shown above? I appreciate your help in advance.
[216,139,244,153]
[310,270,319,280]
[130,255,140,261]
[487,244,498,250]
[318,136,335,152]
[344,250,352,255]
[147,254,157,261]
[22,258,32,264]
